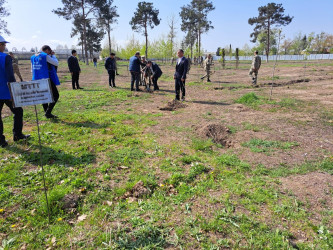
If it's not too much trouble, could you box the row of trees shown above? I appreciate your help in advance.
[216,30,333,58]
[53,0,119,65]
[52,0,215,63]
[3,0,332,62]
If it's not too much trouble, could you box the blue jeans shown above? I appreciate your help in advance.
[94,62,97,67]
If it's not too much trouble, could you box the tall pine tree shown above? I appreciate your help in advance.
[248,3,293,61]
[130,1,160,58]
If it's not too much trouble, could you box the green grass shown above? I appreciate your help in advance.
[242,139,299,153]
[1,62,333,249]
[235,92,262,107]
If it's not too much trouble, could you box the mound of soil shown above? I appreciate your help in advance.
[160,100,187,111]
[280,172,333,220]
[199,123,232,147]
[61,194,80,212]
[118,180,151,201]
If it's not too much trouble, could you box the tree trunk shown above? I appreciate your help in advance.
[107,23,111,54]
[145,23,148,59]
[266,20,270,62]
[190,43,193,59]
[81,39,84,61]
[81,0,89,65]
[198,30,201,56]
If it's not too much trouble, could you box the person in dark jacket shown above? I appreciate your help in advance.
[67,50,83,89]
[129,51,145,91]
[0,35,30,147]
[145,61,162,91]
[104,53,117,88]
[174,49,189,101]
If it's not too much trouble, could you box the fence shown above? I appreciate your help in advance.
[213,54,333,61]
[7,50,100,61]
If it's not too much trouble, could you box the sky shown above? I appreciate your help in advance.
[3,0,333,53]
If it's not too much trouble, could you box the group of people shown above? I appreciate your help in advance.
[1,30,262,148]
[1,34,64,147]
[0,35,30,147]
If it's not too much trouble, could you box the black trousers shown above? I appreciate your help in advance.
[175,78,186,100]
[152,76,159,90]
[43,81,59,115]
[0,99,23,141]
[72,71,80,89]
[108,70,116,87]
[130,72,140,90]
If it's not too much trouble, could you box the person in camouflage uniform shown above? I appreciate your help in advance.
[249,50,261,85]
[201,54,213,82]
[9,52,23,81]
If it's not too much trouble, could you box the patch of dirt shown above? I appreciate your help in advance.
[198,123,232,147]
[261,78,310,87]
[280,172,333,221]
[118,180,151,201]
[160,99,187,111]
[61,193,80,212]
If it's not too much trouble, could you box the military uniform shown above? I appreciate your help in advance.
[201,55,213,82]
[12,56,23,81]
[249,54,261,85]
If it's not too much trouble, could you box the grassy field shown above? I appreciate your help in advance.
[0,59,333,249]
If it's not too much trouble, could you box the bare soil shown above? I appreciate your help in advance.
[280,171,333,222]
[198,123,232,147]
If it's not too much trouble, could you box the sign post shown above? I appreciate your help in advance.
[8,78,54,223]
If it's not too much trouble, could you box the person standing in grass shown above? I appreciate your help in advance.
[105,52,117,88]
[129,51,146,91]
[31,45,60,119]
[249,50,261,85]
[0,35,30,147]
[201,54,213,82]
[9,52,23,81]
[174,49,188,101]
[93,57,97,67]
[67,50,83,90]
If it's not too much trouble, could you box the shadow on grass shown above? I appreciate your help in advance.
[6,143,96,167]
[50,119,109,129]
[191,100,230,106]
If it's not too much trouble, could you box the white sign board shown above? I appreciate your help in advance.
[8,79,54,108]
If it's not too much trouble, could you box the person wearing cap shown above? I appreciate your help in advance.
[201,54,213,82]
[0,35,30,147]
[31,45,60,119]
[67,50,83,90]
[174,49,189,101]
[249,50,262,85]
[129,52,146,91]
[9,52,23,82]
[145,60,162,91]
[104,52,117,88]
